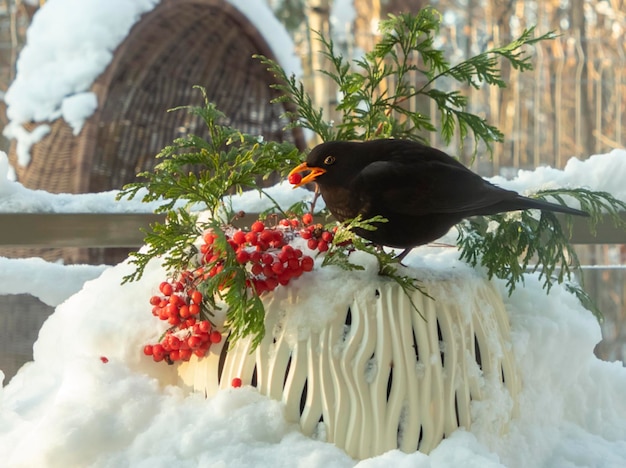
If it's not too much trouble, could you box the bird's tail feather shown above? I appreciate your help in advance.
[489,196,589,217]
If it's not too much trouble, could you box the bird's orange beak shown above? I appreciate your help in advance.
[288,162,326,188]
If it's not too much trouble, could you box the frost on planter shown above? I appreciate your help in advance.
[176,272,521,459]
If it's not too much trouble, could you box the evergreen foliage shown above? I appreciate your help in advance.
[119,87,299,283]
[259,9,555,156]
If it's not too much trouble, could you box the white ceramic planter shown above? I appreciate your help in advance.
[177,278,520,459]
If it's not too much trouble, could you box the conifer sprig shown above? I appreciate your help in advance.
[118,86,299,218]
[117,86,300,283]
[457,210,578,295]
[457,187,626,317]
[322,215,430,318]
[259,8,554,158]
[121,209,201,284]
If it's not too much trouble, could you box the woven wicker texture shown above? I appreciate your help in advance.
[4,0,303,263]
[10,0,303,194]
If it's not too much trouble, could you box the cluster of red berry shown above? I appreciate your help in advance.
[298,213,334,252]
[144,214,338,365]
[143,278,222,363]
[199,217,330,295]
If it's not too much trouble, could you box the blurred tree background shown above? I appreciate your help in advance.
[268,0,625,173]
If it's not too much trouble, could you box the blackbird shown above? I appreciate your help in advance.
[288,139,588,258]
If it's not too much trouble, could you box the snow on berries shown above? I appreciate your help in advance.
[143,213,345,365]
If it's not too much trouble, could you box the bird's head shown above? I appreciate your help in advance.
[288,141,364,188]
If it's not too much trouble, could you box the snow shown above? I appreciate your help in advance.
[490,148,626,204]
[3,0,161,164]
[3,0,301,166]
[0,150,315,214]
[9,123,50,168]
[3,0,625,464]
[227,0,302,77]
[0,152,155,213]
[1,148,626,467]
[60,92,98,136]
[0,257,106,307]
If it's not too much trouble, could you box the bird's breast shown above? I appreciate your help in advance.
[319,185,365,222]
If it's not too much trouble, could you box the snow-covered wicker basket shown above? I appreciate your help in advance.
[177,278,520,459]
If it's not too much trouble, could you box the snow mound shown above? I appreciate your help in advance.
[1,246,625,467]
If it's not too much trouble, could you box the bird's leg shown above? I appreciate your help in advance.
[394,248,412,265]
[375,245,411,274]
[309,184,321,213]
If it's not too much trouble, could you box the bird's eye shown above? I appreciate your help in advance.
[324,155,336,166]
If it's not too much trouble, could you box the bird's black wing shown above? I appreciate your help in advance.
[354,158,517,216]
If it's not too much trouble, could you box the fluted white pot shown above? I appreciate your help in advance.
[177,276,520,459]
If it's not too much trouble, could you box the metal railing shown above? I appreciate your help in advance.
[0,212,623,248]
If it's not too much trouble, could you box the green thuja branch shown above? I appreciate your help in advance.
[420,26,555,89]
[254,57,336,142]
[321,215,389,271]
[457,188,626,317]
[119,86,299,218]
[118,86,299,283]
[322,215,430,318]
[565,284,603,321]
[121,209,201,284]
[259,8,554,158]
[457,210,578,295]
